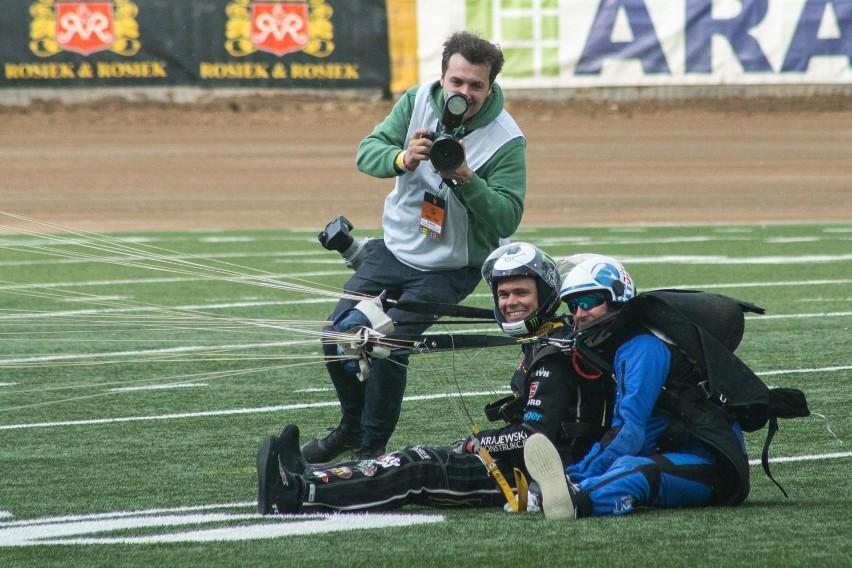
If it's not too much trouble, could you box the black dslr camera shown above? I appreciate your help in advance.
[424,92,469,172]
[318,215,371,270]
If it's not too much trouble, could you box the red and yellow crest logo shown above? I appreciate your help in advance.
[250,2,308,57]
[225,0,333,58]
[55,2,115,56]
[29,0,140,57]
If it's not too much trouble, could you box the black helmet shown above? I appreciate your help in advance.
[481,242,561,336]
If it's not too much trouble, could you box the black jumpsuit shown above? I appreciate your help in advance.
[300,322,611,512]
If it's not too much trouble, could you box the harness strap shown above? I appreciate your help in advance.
[761,416,789,498]
[383,333,518,355]
[514,468,529,512]
[477,446,521,511]
[572,349,603,379]
[384,298,494,319]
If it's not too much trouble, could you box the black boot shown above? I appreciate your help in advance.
[256,435,304,515]
[278,424,311,475]
[355,444,387,461]
[301,422,361,465]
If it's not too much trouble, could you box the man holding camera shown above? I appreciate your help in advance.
[302,31,527,464]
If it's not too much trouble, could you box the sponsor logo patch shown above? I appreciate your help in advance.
[377,454,401,468]
[412,445,431,460]
[329,466,352,479]
[310,469,330,483]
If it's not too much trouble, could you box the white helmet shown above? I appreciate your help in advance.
[559,254,636,305]
[481,242,561,336]
[556,253,596,281]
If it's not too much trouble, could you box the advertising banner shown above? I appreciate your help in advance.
[1,0,390,90]
[416,0,852,90]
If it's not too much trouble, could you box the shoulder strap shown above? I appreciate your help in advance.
[761,387,811,498]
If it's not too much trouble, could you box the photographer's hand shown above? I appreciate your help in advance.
[402,128,433,171]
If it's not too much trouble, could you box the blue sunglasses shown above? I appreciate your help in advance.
[567,292,608,314]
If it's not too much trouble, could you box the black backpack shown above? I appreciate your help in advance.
[576,289,810,497]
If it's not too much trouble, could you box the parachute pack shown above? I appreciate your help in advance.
[570,289,811,498]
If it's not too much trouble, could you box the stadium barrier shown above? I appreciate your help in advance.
[1,0,849,105]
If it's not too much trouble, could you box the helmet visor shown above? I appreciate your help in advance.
[566,291,609,314]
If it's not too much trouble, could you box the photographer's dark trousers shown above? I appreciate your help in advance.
[323,239,481,449]
[302,446,505,512]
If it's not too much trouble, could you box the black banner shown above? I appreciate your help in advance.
[1,0,389,90]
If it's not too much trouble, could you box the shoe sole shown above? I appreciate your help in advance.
[256,435,277,515]
[524,433,576,520]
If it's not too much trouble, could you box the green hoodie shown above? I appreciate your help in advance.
[356,81,526,268]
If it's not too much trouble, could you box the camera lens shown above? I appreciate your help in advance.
[430,136,465,172]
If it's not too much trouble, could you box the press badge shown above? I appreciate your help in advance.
[419,191,445,240]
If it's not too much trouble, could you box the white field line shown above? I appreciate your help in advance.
[0,250,333,267]
[3,275,852,294]
[0,390,511,431]
[1,340,319,364]
[1,435,848,533]
[747,452,852,466]
[3,450,852,523]
[758,365,852,376]
[0,272,350,291]
[1,250,851,270]
[0,298,337,320]
[108,383,208,393]
[617,254,852,264]
[1,362,848,430]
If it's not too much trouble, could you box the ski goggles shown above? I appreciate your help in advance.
[566,292,608,314]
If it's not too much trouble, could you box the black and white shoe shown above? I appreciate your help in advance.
[523,433,578,520]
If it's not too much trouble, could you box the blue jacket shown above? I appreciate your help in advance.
[568,334,736,483]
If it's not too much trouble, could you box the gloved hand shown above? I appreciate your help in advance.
[331,307,371,334]
[330,296,395,380]
[331,296,395,335]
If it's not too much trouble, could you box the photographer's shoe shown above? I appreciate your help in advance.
[354,444,387,461]
[301,422,361,465]
[278,424,311,475]
[524,433,578,520]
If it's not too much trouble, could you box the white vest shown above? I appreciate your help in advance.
[383,83,524,270]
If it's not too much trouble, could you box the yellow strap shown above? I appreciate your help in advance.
[514,468,529,512]
[477,446,520,512]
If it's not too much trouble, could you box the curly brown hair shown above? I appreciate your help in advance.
[441,31,504,85]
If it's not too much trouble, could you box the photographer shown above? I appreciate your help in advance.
[302,31,527,464]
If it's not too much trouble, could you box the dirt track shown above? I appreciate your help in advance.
[2,94,850,232]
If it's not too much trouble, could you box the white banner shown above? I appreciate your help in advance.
[416,0,852,88]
